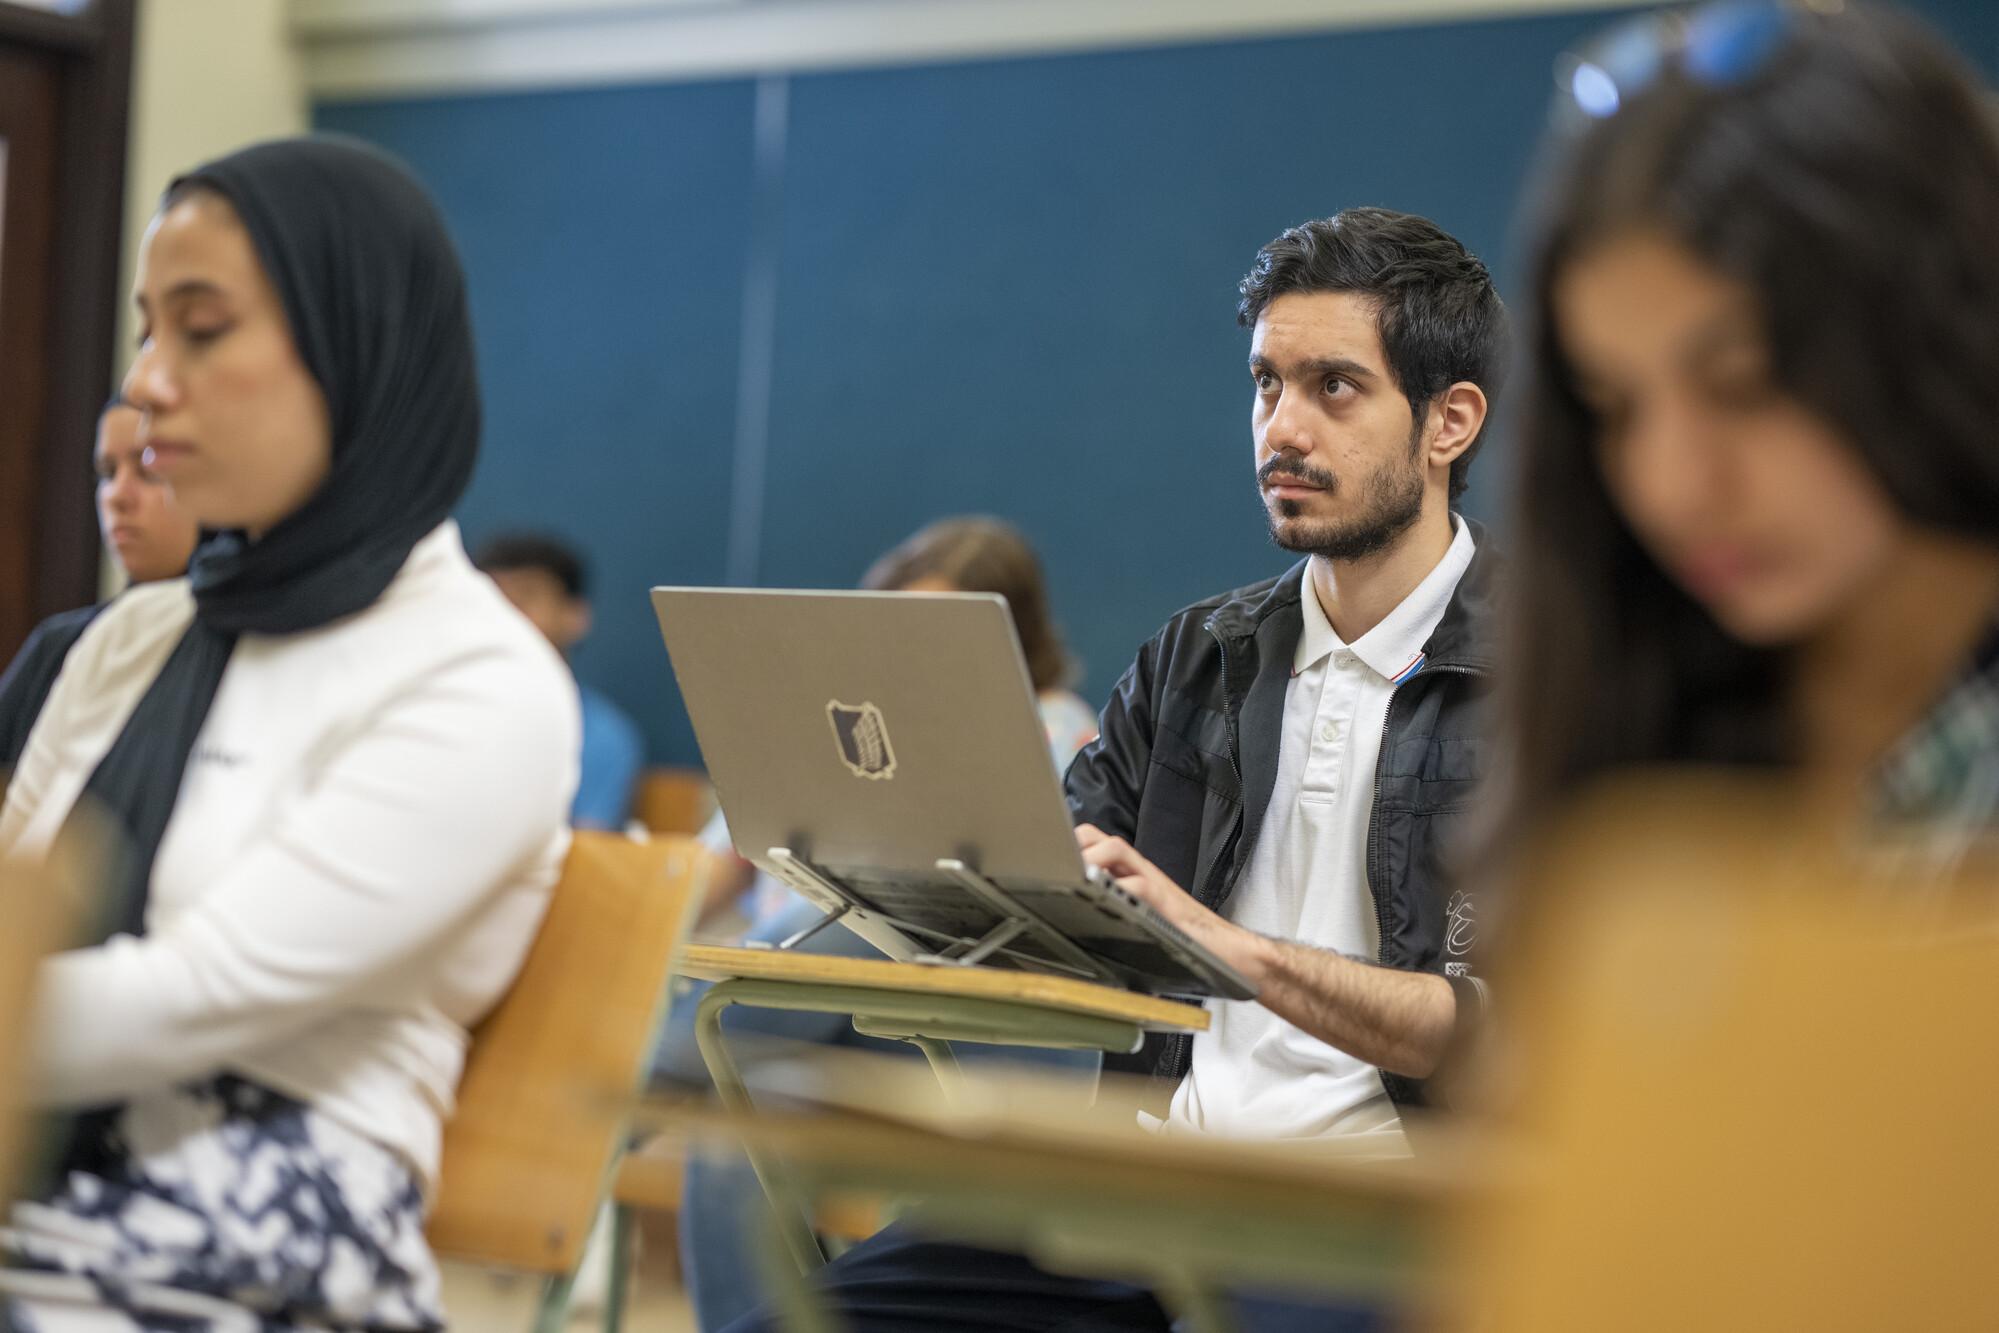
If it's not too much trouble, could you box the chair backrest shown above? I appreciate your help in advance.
[427,830,704,1275]
[0,856,67,1209]
[1451,778,1999,1331]
[631,766,715,837]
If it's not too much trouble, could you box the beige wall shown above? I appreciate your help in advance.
[117,0,307,379]
[105,0,306,593]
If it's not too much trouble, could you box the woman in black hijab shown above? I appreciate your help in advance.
[0,137,579,1330]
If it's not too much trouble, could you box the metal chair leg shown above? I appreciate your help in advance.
[531,1266,578,1333]
[602,1202,634,1333]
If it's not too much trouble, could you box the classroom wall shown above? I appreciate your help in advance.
[122,0,308,373]
[106,0,309,597]
[315,1,1999,767]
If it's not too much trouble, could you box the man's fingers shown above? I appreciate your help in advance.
[1080,836,1140,871]
[1113,872,1162,902]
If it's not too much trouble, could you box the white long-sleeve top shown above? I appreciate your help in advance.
[0,522,580,1188]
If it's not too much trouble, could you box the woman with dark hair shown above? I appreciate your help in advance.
[1499,0,1999,865]
[0,138,578,1329]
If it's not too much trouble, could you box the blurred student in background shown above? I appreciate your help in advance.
[659,514,1096,1331]
[0,401,199,771]
[1498,0,1999,872]
[0,136,576,1330]
[478,532,646,829]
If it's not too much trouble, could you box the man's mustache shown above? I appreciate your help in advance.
[1258,456,1339,490]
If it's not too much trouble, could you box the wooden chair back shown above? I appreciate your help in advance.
[427,831,703,1275]
[0,855,68,1208]
[1452,778,1999,1331]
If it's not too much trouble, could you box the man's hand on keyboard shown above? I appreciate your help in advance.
[1075,824,1456,1073]
[1075,824,1274,989]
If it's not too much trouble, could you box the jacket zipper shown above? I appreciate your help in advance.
[1207,622,1247,897]
[1211,628,1245,775]
[1166,621,1250,1084]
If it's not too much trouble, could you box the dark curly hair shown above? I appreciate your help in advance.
[1497,4,1999,844]
[473,532,588,600]
[1237,207,1510,499]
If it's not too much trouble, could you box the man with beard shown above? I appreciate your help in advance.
[725,208,1508,1332]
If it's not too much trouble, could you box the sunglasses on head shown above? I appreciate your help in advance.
[1554,0,1834,121]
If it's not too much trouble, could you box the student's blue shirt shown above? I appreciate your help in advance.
[573,682,644,829]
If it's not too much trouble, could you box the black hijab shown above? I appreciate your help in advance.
[67,135,480,943]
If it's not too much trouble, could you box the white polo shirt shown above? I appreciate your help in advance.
[1166,517,1475,1141]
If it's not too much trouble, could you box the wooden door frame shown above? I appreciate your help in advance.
[0,0,136,627]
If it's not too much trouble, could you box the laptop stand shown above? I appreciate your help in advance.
[763,846,1125,987]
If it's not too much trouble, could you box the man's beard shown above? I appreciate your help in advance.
[1259,421,1427,562]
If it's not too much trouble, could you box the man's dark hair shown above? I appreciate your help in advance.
[474,532,588,601]
[1237,207,1509,499]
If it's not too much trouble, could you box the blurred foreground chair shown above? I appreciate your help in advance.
[426,829,705,1333]
[1450,775,1999,1331]
[631,766,714,837]
[0,855,71,1209]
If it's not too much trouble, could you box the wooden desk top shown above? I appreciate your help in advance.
[679,943,1210,1033]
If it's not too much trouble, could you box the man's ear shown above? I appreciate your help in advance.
[1424,381,1488,476]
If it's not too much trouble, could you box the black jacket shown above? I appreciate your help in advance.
[0,603,103,773]
[1065,523,1500,1106]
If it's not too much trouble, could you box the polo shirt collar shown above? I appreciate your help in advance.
[1293,515,1476,683]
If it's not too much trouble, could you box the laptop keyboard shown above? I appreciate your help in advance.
[810,863,1229,996]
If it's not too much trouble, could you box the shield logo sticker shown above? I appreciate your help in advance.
[826,700,897,779]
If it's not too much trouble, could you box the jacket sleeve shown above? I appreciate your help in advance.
[1064,633,1161,840]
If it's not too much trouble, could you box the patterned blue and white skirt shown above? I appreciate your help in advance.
[1,1075,444,1332]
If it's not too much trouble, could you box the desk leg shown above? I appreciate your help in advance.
[903,1035,965,1105]
[756,1177,841,1333]
[694,981,828,1275]
[1155,1273,1239,1333]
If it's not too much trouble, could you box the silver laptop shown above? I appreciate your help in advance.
[652,587,1255,1000]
